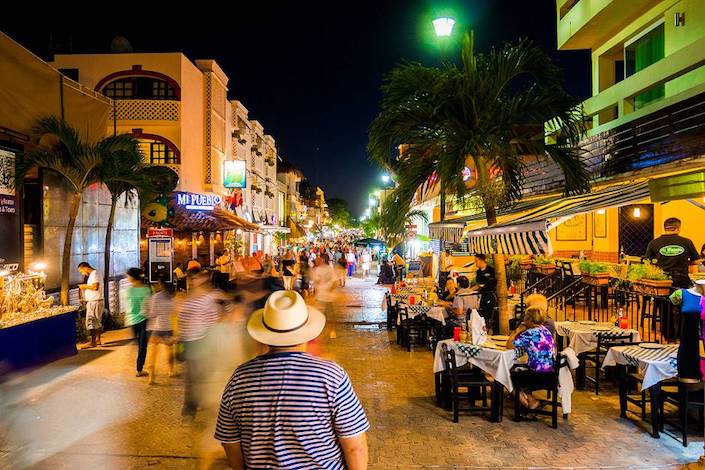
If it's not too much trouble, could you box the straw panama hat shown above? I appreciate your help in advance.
[247,290,326,346]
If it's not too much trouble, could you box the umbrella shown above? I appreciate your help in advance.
[353,238,385,247]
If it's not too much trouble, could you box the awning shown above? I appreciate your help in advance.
[143,203,259,232]
[428,219,467,243]
[464,181,651,255]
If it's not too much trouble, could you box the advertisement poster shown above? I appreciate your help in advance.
[0,148,22,270]
[223,160,246,188]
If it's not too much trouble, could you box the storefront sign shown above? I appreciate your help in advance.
[223,160,246,188]
[176,192,222,211]
[0,148,21,269]
[147,227,174,238]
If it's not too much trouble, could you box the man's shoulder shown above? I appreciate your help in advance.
[236,353,346,377]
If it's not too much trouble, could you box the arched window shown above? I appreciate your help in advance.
[103,77,177,100]
[148,141,178,164]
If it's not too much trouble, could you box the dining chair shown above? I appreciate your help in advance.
[512,352,569,429]
[583,332,634,395]
[440,343,493,423]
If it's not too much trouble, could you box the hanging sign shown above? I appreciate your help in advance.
[223,160,247,188]
[176,192,222,211]
[147,227,174,238]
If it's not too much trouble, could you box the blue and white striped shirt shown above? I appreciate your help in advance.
[215,352,370,469]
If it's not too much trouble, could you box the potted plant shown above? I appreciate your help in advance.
[579,260,611,286]
[627,263,672,296]
[507,256,526,282]
[534,256,556,275]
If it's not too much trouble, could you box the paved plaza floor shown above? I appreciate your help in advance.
[1,276,703,469]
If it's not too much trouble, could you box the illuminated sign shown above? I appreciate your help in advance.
[176,192,222,210]
[223,160,246,188]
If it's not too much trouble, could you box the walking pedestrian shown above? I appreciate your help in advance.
[77,262,103,348]
[125,267,151,377]
[345,248,357,278]
[281,250,296,290]
[215,290,369,469]
[336,252,348,287]
[146,275,175,384]
[178,269,224,419]
[361,248,371,279]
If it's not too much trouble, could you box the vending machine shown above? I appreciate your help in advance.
[146,228,173,283]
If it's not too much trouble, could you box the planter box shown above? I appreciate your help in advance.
[519,261,534,270]
[536,264,556,275]
[581,272,611,286]
[632,279,673,297]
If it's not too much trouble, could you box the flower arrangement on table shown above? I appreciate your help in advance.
[627,263,672,296]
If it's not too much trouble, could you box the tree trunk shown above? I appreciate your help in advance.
[476,157,509,334]
[61,192,82,306]
[103,194,118,314]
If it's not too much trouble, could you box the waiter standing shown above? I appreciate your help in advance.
[644,217,699,288]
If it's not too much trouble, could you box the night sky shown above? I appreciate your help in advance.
[2,1,590,215]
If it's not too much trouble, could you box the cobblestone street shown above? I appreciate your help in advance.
[1,278,703,469]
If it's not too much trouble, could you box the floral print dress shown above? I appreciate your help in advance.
[513,326,555,372]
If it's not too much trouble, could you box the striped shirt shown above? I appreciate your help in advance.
[147,290,174,332]
[215,352,370,469]
[177,291,222,342]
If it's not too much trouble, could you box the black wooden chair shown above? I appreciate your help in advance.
[583,332,634,395]
[385,293,398,331]
[659,379,705,447]
[440,343,493,422]
[398,307,427,352]
[512,352,570,429]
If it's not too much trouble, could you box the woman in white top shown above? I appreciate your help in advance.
[361,249,371,279]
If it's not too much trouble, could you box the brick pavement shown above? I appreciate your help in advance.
[0,277,703,469]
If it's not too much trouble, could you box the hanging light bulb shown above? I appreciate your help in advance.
[632,207,641,218]
[596,209,606,215]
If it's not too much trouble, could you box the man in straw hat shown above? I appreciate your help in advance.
[215,290,369,469]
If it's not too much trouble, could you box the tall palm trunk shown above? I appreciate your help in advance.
[477,158,509,334]
[61,192,82,306]
[103,193,118,314]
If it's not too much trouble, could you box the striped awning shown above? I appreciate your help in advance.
[465,181,651,255]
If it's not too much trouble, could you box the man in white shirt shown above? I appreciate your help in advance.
[78,262,103,348]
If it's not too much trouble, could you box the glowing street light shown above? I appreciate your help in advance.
[432,17,456,37]
[381,173,391,184]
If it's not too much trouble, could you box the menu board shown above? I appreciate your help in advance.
[0,147,22,270]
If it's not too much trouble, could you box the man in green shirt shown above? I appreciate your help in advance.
[125,267,152,377]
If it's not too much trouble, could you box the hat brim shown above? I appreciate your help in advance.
[247,305,326,347]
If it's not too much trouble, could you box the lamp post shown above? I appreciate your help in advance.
[433,16,456,221]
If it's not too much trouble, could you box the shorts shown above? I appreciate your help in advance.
[85,300,104,330]
[150,330,174,339]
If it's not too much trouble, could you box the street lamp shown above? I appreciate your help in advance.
[432,17,456,37]
[381,173,391,184]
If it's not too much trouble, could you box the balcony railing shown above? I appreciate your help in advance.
[523,88,705,196]
[584,36,705,134]
[114,99,180,122]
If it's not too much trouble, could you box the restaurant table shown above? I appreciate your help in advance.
[555,321,641,355]
[602,344,679,438]
[398,303,448,324]
[433,339,521,421]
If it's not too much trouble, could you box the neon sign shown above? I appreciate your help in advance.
[176,193,223,211]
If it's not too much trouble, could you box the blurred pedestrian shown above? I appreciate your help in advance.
[281,250,296,290]
[215,290,369,469]
[146,275,175,384]
[361,248,371,279]
[125,267,151,377]
[178,269,224,420]
[345,248,356,278]
[336,251,348,287]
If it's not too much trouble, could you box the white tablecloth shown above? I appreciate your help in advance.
[602,344,679,390]
[433,339,520,392]
[555,322,641,355]
[396,303,448,325]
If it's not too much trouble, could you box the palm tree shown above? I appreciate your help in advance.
[99,138,147,311]
[369,32,590,333]
[16,117,144,306]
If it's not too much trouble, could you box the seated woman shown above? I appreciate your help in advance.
[507,294,554,348]
[440,278,457,301]
[507,306,556,411]
[377,260,396,285]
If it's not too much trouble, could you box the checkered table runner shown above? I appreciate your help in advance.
[404,304,432,316]
[457,343,482,358]
[621,344,679,368]
[560,322,636,339]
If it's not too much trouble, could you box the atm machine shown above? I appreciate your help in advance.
[146,228,173,283]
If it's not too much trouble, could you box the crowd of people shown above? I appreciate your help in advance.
[74,237,379,468]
